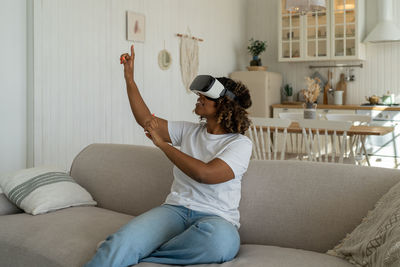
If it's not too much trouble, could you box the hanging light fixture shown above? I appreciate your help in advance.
[286,0,326,15]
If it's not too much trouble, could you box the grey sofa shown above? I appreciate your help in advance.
[1,143,400,267]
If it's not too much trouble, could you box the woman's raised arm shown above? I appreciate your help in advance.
[121,45,171,143]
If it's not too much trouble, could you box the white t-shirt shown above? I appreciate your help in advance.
[165,121,253,228]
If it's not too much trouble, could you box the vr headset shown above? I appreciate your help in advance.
[189,75,236,101]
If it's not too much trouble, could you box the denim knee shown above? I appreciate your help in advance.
[100,232,145,265]
[194,218,240,262]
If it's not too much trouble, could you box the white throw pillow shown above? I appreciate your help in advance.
[0,184,23,215]
[0,166,97,215]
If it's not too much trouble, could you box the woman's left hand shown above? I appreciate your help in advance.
[144,117,166,148]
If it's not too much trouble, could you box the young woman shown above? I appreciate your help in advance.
[84,45,253,267]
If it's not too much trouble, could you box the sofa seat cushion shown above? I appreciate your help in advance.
[0,206,352,267]
[137,245,354,267]
[0,206,133,267]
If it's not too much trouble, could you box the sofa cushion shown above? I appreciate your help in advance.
[70,144,174,217]
[0,206,133,267]
[239,160,400,253]
[0,206,353,267]
[136,245,353,267]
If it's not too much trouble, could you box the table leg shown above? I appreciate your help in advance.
[348,135,355,164]
[361,136,371,166]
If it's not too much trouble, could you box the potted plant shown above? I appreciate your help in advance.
[247,38,267,69]
[301,77,321,119]
[284,84,293,102]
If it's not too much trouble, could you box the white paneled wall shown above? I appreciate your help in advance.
[246,0,400,104]
[0,0,27,174]
[32,0,247,170]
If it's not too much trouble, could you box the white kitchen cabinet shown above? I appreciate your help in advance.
[318,108,356,118]
[331,0,366,60]
[273,106,355,118]
[278,0,366,62]
[279,6,303,60]
[273,108,303,118]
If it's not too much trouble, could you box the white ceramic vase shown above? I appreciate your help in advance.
[303,102,317,119]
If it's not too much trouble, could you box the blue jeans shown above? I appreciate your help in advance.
[84,204,240,267]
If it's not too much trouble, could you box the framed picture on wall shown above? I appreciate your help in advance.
[126,11,145,42]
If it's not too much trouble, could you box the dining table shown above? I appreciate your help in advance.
[280,122,394,136]
[262,122,395,166]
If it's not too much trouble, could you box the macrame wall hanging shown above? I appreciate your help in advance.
[176,28,203,92]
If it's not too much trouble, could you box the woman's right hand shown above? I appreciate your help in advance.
[120,45,135,83]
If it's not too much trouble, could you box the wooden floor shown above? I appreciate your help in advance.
[368,156,400,169]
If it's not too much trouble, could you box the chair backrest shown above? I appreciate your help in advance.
[279,113,307,155]
[248,117,291,160]
[325,114,371,125]
[325,114,371,164]
[297,119,352,163]
[279,112,303,121]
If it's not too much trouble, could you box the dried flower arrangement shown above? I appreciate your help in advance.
[301,77,321,103]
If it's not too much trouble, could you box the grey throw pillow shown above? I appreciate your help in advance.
[327,180,400,267]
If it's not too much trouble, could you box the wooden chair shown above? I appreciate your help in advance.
[297,119,352,163]
[278,113,304,157]
[325,114,371,165]
[247,117,291,160]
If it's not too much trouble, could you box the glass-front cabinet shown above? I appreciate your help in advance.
[278,0,365,62]
[305,10,329,59]
[332,0,360,58]
[281,5,302,59]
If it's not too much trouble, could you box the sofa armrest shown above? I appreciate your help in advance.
[0,194,23,215]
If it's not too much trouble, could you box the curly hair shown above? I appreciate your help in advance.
[199,77,252,134]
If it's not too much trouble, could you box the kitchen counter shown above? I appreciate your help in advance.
[272,103,400,111]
